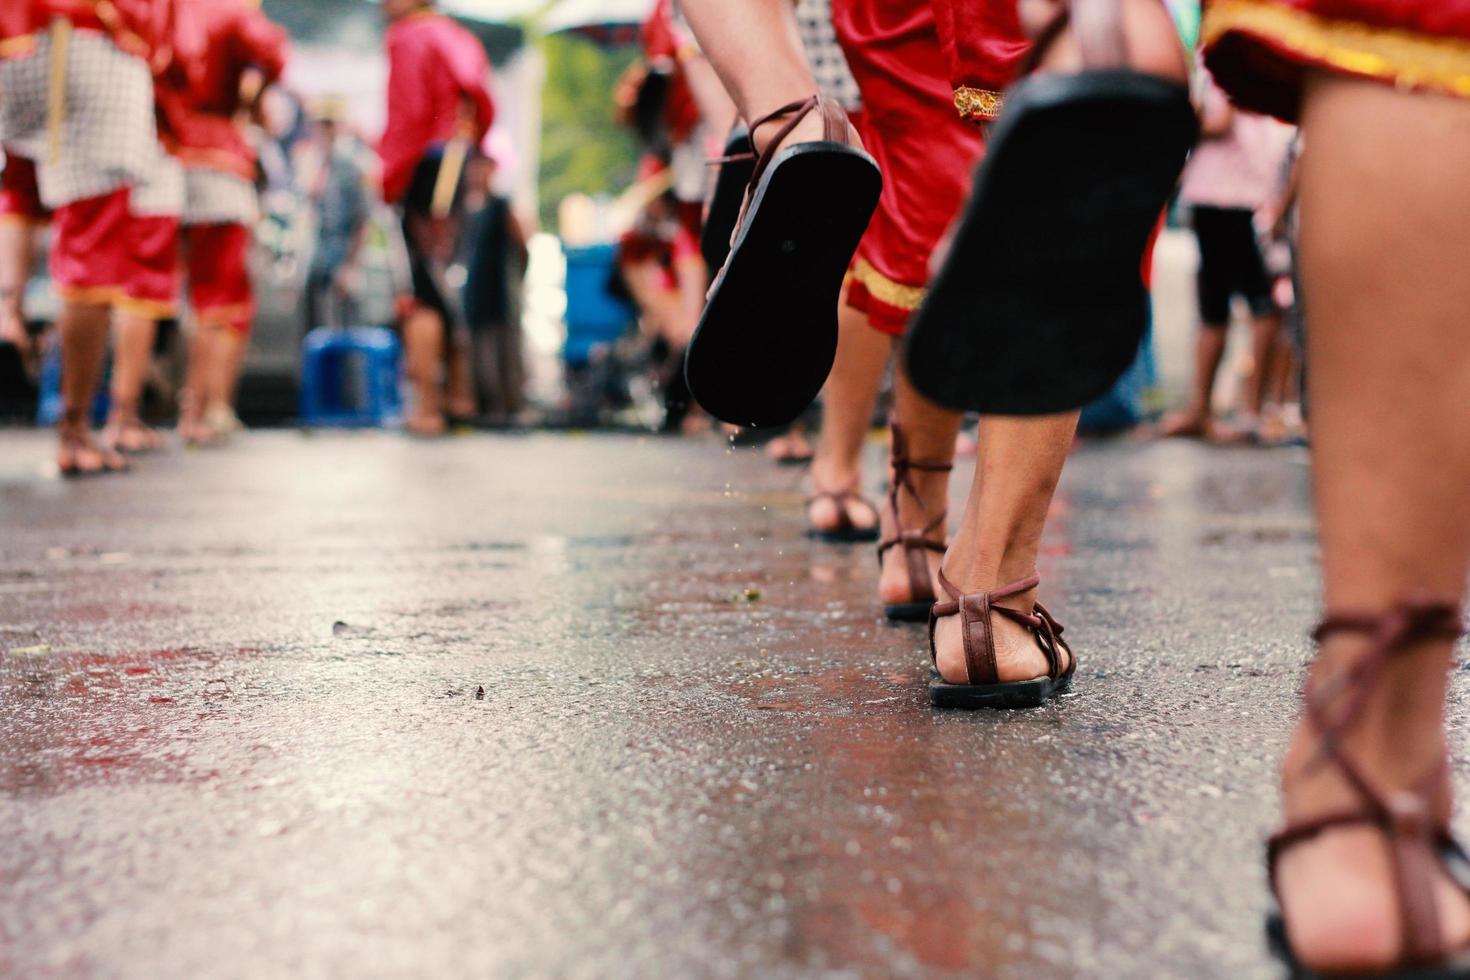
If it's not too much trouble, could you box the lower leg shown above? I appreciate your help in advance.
[933,411,1078,682]
[205,327,247,422]
[1275,75,1470,974]
[877,371,962,605]
[56,300,118,468]
[108,312,156,418]
[1162,324,1227,433]
[676,0,820,126]
[445,329,476,419]
[403,308,446,432]
[1245,312,1283,416]
[808,300,891,530]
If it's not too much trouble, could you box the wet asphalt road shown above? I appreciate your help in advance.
[2,428,1467,979]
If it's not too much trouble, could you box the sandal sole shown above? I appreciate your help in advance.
[701,126,754,274]
[686,142,881,428]
[805,527,880,544]
[1267,911,1470,979]
[928,672,1071,710]
[885,601,933,623]
[905,70,1195,415]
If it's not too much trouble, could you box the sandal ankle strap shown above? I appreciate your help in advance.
[877,422,954,603]
[745,94,851,190]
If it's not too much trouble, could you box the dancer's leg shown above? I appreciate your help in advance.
[1272,75,1470,975]
[808,298,889,533]
[1161,323,1226,436]
[403,307,446,435]
[931,411,1078,682]
[676,0,821,128]
[878,373,963,606]
[104,311,161,450]
[56,299,123,471]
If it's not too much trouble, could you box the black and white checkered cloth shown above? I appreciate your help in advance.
[0,28,158,208]
[132,146,183,218]
[183,168,258,226]
[796,0,861,112]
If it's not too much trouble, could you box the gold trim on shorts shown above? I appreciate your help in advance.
[194,303,253,328]
[953,86,1005,121]
[114,295,178,319]
[56,284,125,305]
[0,214,48,228]
[852,257,925,311]
[1203,0,1470,100]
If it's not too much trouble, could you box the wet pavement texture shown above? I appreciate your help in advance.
[2,429,1467,978]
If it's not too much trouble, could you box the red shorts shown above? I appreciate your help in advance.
[51,187,180,317]
[1203,0,1470,122]
[0,153,47,225]
[185,222,253,335]
[833,0,987,335]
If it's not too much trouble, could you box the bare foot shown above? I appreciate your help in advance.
[930,574,1074,684]
[103,416,166,454]
[57,422,128,477]
[1159,408,1210,439]
[405,412,446,438]
[767,430,814,466]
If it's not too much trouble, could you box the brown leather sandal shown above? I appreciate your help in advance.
[877,424,951,622]
[928,572,1074,709]
[1267,597,1470,978]
[805,485,879,544]
[684,94,881,429]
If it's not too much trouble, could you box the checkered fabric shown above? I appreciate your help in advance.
[796,0,861,111]
[0,29,157,209]
[131,145,183,218]
[183,167,257,226]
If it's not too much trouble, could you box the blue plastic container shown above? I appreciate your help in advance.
[298,326,403,427]
[562,243,635,368]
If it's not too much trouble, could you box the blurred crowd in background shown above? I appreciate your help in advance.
[0,0,1305,472]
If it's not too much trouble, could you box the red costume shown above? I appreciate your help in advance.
[0,154,47,225]
[0,0,178,309]
[163,0,287,334]
[163,0,287,180]
[380,9,494,205]
[833,0,1018,334]
[933,0,1030,122]
[1203,0,1470,121]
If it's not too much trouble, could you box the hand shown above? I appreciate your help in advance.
[0,300,29,358]
[332,263,359,296]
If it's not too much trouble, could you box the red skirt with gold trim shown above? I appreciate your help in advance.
[1203,0,1470,122]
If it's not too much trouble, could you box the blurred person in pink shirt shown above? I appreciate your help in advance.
[1162,72,1294,443]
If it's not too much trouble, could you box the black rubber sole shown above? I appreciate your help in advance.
[686,142,881,428]
[805,525,880,545]
[884,601,932,623]
[905,70,1196,416]
[701,126,754,275]
[928,670,1071,710]
[1266,912,1470,979]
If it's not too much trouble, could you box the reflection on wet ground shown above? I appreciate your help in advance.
[0,430,1463,977]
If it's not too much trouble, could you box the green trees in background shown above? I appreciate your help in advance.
[538,34,640,232]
